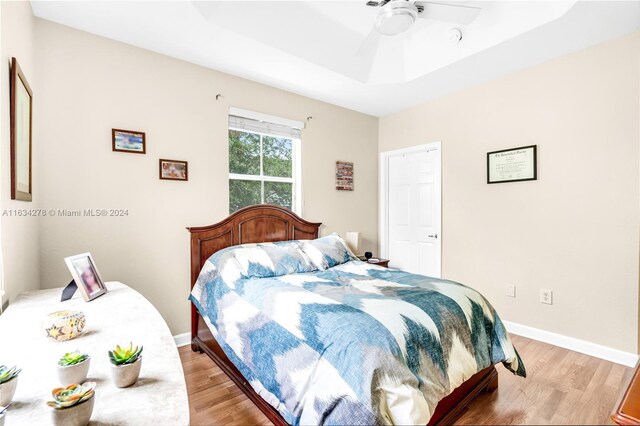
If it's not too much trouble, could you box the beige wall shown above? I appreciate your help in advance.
[3,5,637,356]
[34,20,378,334]
[380,32,640,354]
[0,1,40,307]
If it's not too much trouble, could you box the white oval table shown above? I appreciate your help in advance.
[0,282,189,425]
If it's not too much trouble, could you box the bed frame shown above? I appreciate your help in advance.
[188,204,498,425]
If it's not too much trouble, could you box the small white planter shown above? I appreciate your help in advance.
[109,357,142,388]
[57,357,91,386]
[50,393,94,426]
[0,377,18,407]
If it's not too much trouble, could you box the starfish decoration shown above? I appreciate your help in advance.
[46,324,65,340]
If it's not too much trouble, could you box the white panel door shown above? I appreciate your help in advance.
[382,143,441,277]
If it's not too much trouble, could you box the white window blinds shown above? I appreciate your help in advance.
[228,107,303,139]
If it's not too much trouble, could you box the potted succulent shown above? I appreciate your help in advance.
[47,382,95,426]
[0,366,20,407]
[108,343,143,388]
[0,403,8,426]
[57,351,90,386]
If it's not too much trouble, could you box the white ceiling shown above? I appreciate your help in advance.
[31,1,640,116]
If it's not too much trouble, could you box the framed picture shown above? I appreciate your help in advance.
[487,145,537,184]
[64,253,108,302]
[159,159,188,181]
[112,128,146,154]
[336,161,353,191]
[10,57,33,201]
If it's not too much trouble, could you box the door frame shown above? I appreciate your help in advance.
[379,141,442,277]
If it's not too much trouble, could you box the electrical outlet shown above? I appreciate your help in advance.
[540,289,553,305]
[506,285,516,298]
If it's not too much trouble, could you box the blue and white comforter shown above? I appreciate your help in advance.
[190,236,525,425]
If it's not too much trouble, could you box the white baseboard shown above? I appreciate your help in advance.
[503,320,639,367]
[173,332,191,348]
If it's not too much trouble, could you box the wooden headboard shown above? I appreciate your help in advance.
[187,204,321,290]
[186,205,321,422]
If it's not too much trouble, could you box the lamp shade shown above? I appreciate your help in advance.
[345,232,360,255]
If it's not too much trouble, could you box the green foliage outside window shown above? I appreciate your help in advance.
[229,179,261,213]
[265,181,293,209]
[229,130,260,175]
[263,136,292,178]
[229,130,295,213]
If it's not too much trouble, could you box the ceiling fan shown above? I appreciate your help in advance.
[358,0,482,55]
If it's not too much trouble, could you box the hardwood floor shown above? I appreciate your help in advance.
[179,334,631,425]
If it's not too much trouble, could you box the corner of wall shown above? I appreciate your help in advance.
[0,0,41,305]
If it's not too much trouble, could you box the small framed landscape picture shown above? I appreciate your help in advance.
[112,128,146,154]
[159,159,188,181]
[64,252,108,302]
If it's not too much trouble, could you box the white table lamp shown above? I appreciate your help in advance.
[345,231,360,255]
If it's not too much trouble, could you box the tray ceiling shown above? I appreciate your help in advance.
[31,1,640,116]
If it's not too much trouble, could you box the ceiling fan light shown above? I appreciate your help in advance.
[375,4,418,36]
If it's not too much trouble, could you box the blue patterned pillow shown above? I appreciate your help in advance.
[232,241,317,278]
[194,246,245,295]
[299,233,358,270]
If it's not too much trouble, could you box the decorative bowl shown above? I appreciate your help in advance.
[42,311,86,342]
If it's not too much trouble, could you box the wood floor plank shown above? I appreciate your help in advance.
[178,335,631,425]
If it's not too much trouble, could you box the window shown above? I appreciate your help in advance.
[228,109,302,214]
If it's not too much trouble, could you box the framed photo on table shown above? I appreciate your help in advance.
[487,145,537,184]
[64,253,108,302]
[10,57,33,201]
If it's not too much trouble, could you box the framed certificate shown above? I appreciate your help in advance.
[487,145,537,184]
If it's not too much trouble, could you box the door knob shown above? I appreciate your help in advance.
[428,234,438,238]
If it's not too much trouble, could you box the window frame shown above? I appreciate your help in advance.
[228,126,302,215]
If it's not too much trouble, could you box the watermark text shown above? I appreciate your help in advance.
[2,209,130,217]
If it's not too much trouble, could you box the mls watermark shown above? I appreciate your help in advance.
[2,209,130,217]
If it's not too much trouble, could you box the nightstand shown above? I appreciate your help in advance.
[612,359,640,425]
[358,256,390,268]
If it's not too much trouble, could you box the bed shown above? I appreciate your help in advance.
[188,205,525,425]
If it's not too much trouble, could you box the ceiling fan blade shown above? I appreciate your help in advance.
[366,0,390,7]
[356,27,382,57]
[415,1,482,25]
